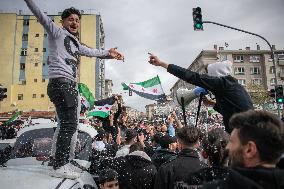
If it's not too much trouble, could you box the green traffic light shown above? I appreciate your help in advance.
[277,98,283,103]
[195,23,202,29]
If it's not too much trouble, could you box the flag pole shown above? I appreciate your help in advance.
[157,75,166,102]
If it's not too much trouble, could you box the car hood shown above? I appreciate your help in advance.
[0,158,96,189]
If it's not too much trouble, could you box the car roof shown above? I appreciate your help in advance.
[0,138,16,144]
[17,122,97,138]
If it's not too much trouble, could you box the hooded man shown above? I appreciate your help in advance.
[148,53,253,133]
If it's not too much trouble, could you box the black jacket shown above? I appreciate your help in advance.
[151,148,177,169]
[89,143,118,174]
[154,148,206,189]
[204,167,284,189]
[170,167,229,188]
[167,64,254,133]
[101,151,157,189]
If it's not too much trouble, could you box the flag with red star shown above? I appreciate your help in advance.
[122,75,166,101]
[87,96,116,118]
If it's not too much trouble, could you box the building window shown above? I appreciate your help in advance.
[237,79,246,86]
[35,48,38,52]
[234,67,245,75]
[21,48,27,56]
[44,33,47,37]
[250,67,261,75]
[270,66,275,74]
[43,48,46,52]
[23,19,29,26]
[35,63,38,67]
[20,63,25,70]
[42,79,46,82]
[268,54,273,62]
[35,33,39,37]
[233,55,244,63]
[278,53,284,60]
[41,94,45,98]
[32,94,37,98]
[20,80,26,85]
[270,78,276,86]
[18,94,23,100]
[249,55,260,63]
[22,34,28,41]
[252,79,262,85]
[34,79,38,83]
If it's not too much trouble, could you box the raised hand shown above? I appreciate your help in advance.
[148,52,169,69]
[109,47,124,61]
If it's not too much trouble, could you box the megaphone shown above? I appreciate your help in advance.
[176,87,208,106]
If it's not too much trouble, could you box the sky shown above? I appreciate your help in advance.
[1,0,284,112]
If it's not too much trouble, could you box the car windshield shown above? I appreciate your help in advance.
[11,127,92,161]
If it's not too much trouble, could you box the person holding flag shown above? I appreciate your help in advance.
[24,0,124,179]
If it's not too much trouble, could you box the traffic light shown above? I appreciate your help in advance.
[275,85,283,103]
[129,89,132,96]
[0,87,7,101]
[192,7,203,31]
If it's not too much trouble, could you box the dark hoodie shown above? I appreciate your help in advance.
[101,151,157,189]
[154,148,207,189]
[167,62,253,133]
[203,167,284,189]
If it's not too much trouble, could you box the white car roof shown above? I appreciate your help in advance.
[0,138,17,144]
[17,122,97,138]
[2,158,97,189]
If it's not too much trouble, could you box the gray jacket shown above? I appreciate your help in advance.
[25,0,110,82]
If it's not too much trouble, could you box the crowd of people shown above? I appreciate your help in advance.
[1,106,284,189]
[88,107,284,189]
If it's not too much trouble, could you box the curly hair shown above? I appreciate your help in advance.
[202,128,229,166]
[61,7,81,20]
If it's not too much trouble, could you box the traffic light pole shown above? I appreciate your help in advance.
[203,21,280,117]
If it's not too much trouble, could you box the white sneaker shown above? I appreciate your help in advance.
[49,163,83,179]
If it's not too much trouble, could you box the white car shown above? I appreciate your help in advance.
[0,122,98,189]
